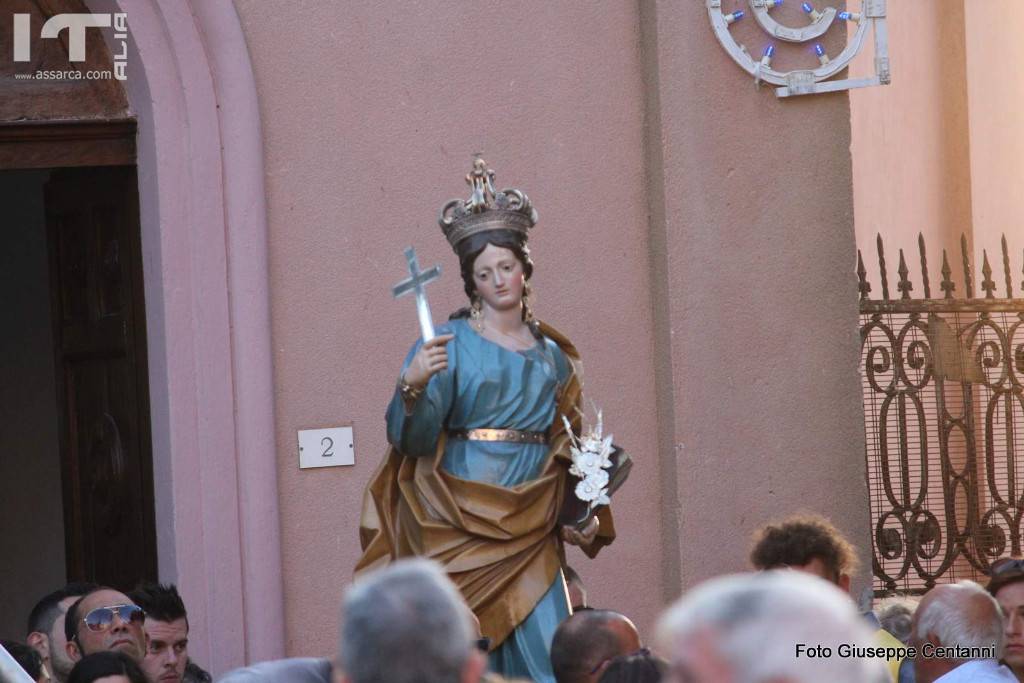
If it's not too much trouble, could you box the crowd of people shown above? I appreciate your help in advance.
[5,512,1024,683]
[2,582,207,683]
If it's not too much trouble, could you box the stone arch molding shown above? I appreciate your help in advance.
[83,0,284,672]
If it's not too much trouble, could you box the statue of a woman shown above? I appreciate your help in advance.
[358,157,615,682]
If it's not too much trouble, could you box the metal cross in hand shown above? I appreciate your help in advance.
[392,247,441,342]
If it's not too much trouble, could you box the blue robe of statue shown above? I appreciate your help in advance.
[386,317,571,683]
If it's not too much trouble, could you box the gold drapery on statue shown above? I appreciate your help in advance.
[356,321,615,649]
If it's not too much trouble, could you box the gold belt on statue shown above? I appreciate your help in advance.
[448,428,548,445]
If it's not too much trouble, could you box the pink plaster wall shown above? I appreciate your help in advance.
[851,0,1024,298]
[235,0,870,656]
[644,1,872,601]
[849,0,973,286]
[86,0,284,671]
[233,0,663,654]
[964,2,1024,254]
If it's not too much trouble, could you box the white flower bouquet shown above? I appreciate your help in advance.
[561,409,618,517]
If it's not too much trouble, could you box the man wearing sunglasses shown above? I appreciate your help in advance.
[988,558,1024,681]
[63,589,148,666]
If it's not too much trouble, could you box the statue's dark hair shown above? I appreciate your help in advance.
[447,229,539,337]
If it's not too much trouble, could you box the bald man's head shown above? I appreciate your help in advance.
[551,610,640,683]
[911,581,1004,683]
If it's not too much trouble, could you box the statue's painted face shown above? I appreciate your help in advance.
[472,243,525,313]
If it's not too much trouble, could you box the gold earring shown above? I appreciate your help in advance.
[471,296,484,332]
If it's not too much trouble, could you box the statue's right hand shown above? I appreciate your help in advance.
[402,334,454,389]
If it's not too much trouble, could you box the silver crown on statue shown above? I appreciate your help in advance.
[438,155,538,249]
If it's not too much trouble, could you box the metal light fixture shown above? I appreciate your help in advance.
[707,0,890,98]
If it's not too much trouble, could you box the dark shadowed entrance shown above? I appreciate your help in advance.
[0,0,155,641]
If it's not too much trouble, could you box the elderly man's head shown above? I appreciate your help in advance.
[655,571,889,683]
[64,589,147,664]
[875,596,917,645]
[550,610,641,683]
[338,559,485,683]
[911,580,1004,683]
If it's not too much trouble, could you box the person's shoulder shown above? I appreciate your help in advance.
[873,627,903,651]
[541,333,561,350]
[218,657,332,683]
[535,321,581,357]
[935,659,1017,682]
[540,332,570,362]
[440,318,472,348]
[182,661,212,683]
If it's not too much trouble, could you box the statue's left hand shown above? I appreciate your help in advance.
[560,515,599,547]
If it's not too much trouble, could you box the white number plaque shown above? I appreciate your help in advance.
[298,426,354,469]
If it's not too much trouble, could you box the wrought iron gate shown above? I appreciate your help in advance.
[860,234,1024,597]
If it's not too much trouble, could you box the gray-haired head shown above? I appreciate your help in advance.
[339,558,474,683]
[876,596,918,645]
[655,570,889,683]
[912,580,1004,655]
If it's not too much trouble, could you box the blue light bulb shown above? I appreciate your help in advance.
[769,0,783,5]
[763,45,775,58]
[725,9,745,23]
[838,10,850,19]
[802,2,814,12]
[814,43,825,57]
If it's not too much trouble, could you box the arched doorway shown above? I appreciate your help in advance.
[0,0,284,672]
[0,0,155,640]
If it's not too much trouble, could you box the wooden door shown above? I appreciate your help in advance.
[46,166,156,589]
